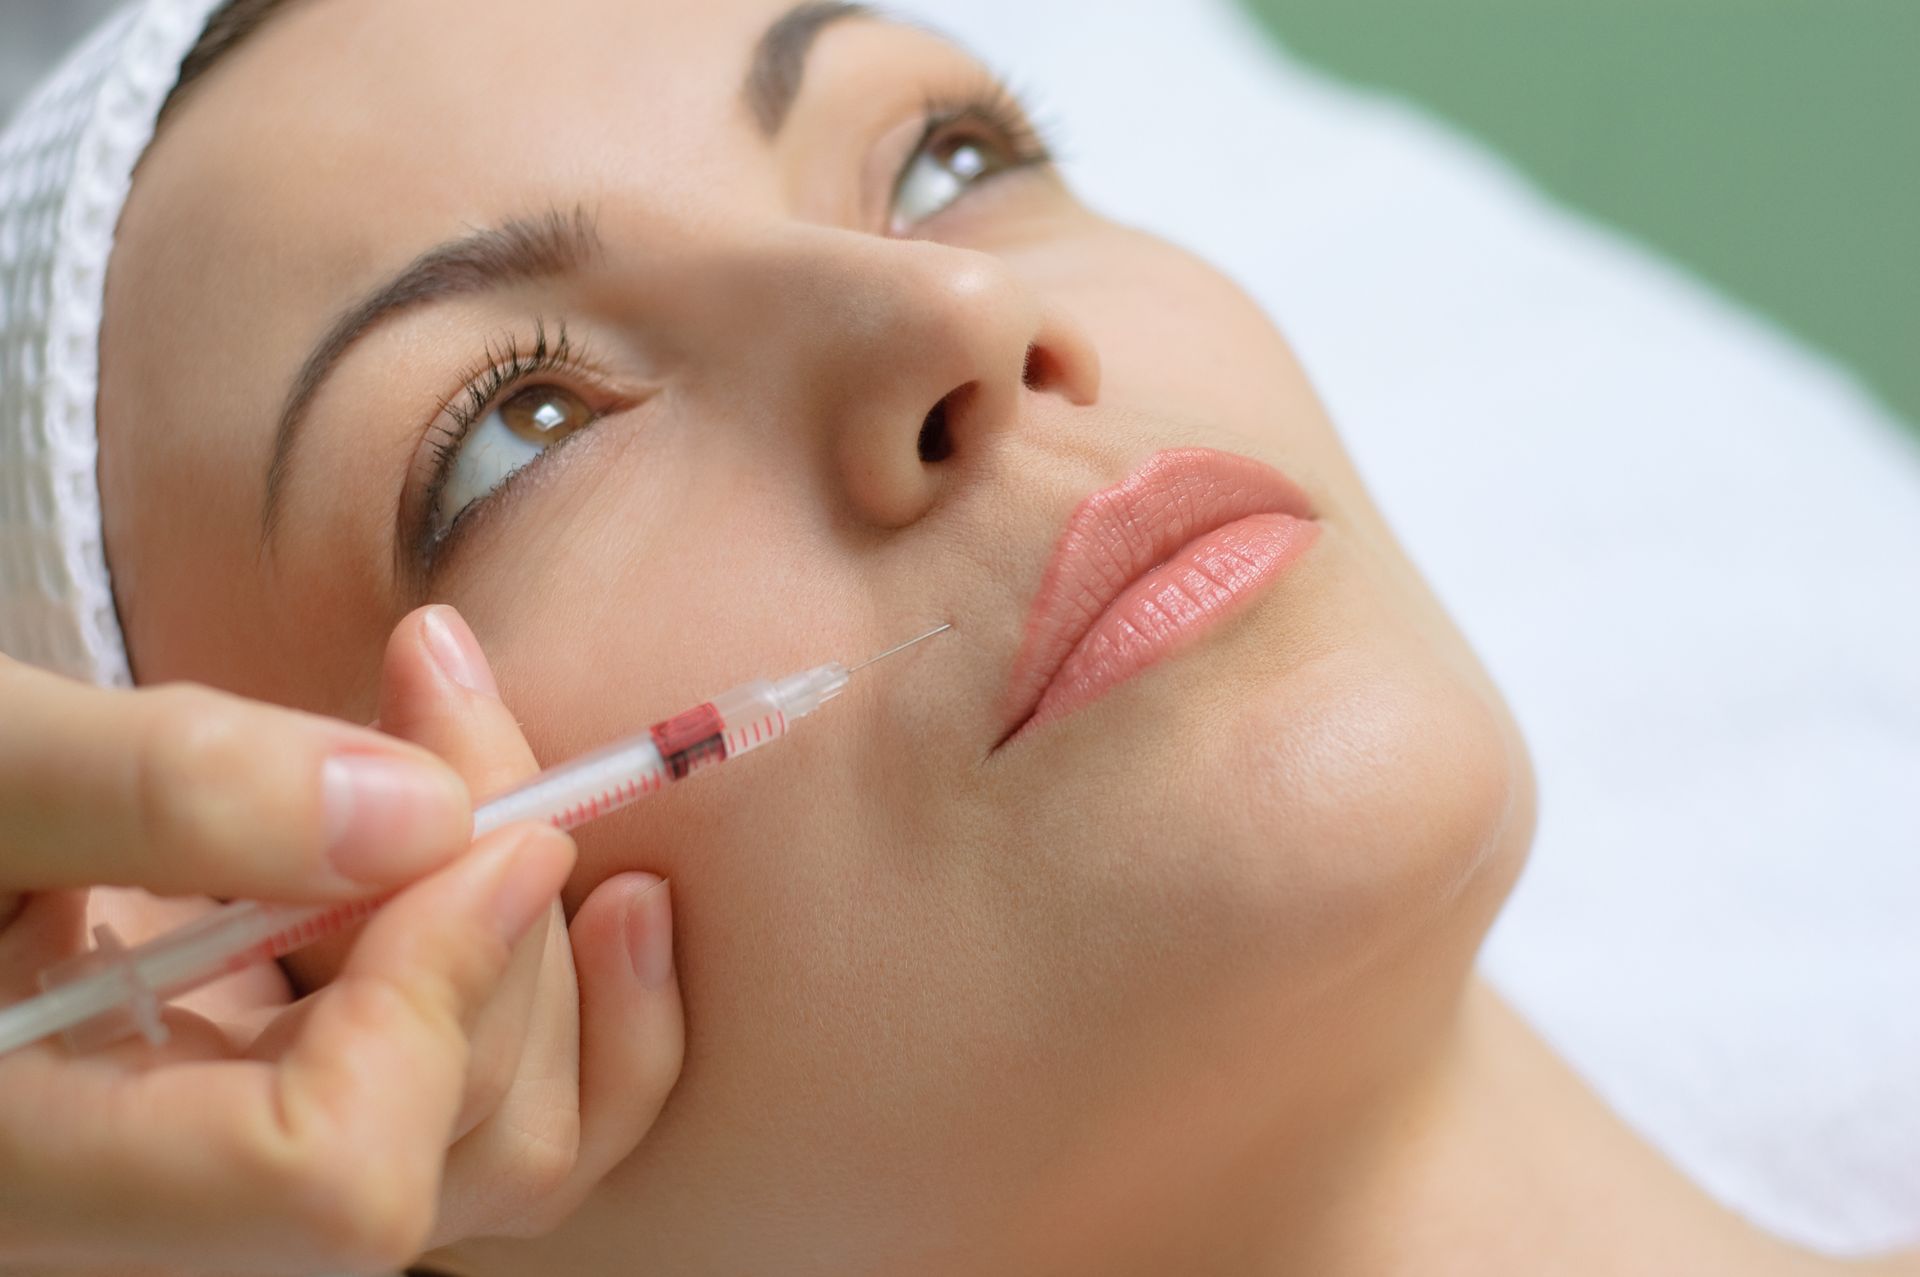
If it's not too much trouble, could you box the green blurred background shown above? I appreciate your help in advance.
[6,2,1914,434]
[1238,0,1920,437]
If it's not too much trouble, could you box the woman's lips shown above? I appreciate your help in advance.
[996,448,1320,748]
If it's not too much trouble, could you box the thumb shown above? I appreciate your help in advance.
[377,606,542,802]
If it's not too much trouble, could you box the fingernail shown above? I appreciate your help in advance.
[323,754,467,883]
[422,605,499,699]
[625,875,673,989]
[486,827,572,944]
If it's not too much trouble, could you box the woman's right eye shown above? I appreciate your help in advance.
[430,383,597,544]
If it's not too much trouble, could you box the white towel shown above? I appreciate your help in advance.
[0,0,225,687]
[896,0,1920,1255]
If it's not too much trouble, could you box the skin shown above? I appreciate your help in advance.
[87,0,1916,1272]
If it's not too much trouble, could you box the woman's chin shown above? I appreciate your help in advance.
[993,532,1534,1015]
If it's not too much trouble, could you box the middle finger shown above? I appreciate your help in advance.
[433,897,583,1242]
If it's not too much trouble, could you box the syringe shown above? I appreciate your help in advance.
[0,623,951,1058]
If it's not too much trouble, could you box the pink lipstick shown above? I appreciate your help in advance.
[997,448,1319,747]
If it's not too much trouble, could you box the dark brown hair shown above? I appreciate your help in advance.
[156,0,297,125]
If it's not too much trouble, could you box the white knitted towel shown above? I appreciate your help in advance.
[0,0,225,687]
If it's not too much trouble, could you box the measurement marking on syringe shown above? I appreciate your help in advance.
[0,625,949,1059]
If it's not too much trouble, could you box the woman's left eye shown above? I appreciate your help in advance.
[430,384,596,542]
[889,108,1047,232]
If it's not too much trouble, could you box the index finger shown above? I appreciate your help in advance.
[0,656,471,902]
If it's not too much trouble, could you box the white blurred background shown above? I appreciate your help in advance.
[2,1,120,117]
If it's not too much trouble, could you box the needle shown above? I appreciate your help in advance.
[848,622,953,673]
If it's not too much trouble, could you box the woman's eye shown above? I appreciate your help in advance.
[431,384,595,541]
[890,123,1021,231]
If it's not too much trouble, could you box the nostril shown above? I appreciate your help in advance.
[918,394,955,463]
[1021,343,1042,390]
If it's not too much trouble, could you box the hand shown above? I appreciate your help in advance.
[353,605,686,1253]
[0,605,684,1274]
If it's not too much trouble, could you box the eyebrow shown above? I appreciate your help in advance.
[261,1,876,544]
[744,1,875,136]
[260,205,600,543]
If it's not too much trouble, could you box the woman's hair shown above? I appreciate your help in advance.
[157,0,289,124]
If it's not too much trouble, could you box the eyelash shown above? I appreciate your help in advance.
[900,79,1057,205]
[411,83,1054,570]
[414,318,592,564]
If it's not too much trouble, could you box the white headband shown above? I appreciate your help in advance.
[0,0,228,687]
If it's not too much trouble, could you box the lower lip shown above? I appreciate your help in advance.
[1013,513,1320,741]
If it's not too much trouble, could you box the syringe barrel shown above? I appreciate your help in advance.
[706,681,786,762]
[478,735,671,834]
[0,658,861,1058]
[30,898,360,1053]
[470,665,846,835]
[132,901,354,994]
[705,664,848,759]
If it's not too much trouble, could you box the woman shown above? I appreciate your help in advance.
[0,0,1911,1273]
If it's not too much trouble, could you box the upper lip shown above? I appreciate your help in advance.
[995,448,1317,746]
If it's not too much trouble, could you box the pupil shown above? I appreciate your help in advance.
[946,141,988,181]
[504,386,580,442]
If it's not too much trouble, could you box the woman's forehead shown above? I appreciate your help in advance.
[107,0,931,455]
[123,0,962,303]
[159,0,844,201]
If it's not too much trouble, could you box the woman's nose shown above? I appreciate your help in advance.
[728,228,1101,529]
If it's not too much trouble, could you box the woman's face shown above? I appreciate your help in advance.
[98,0,1534,1263]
